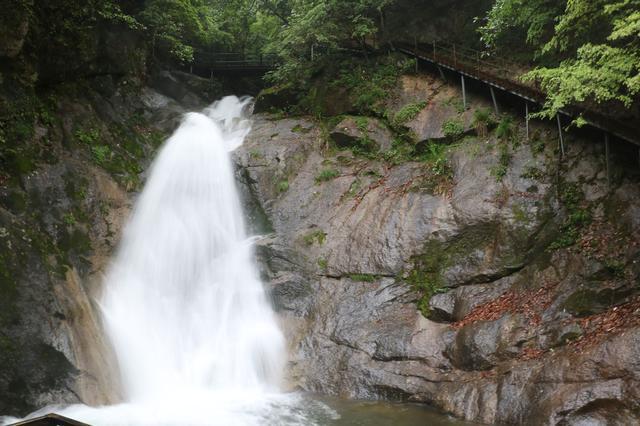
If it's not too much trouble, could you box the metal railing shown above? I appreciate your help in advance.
[397,39,543,102]
[396,38,639,146]
[192,51,279,70]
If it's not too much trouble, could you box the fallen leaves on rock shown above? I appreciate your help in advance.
[568,296,640,353]
[519,347,544,361]
[452,282,557,330]
[574,220,639,264]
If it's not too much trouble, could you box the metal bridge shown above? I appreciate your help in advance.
[191,51,279,73]
[394,39,640,159]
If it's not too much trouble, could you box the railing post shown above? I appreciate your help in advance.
[557,114,565,159]
[453,44,457,67]
[414,36,418,73]
[604,133,611,188]
[490,87,499,115]
[433,40,436,60]
[525,102,530,141]
[476,51,480,75]
[461,75,467,110]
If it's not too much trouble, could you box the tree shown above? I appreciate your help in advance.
[266,0,393,85]
[480,0,640,120]
[137,0,225,63]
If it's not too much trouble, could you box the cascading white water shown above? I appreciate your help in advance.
[2,96,338,426]
[101,96,285,401]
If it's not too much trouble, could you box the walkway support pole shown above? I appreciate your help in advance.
[461,75,467,110]
[438,66,445,80]
[525,102,530,141]
[605,133,611,187]
[490,87,499,115]
[453,44,457,67]
[557,114,565,158]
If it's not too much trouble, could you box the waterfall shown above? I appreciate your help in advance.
[82,96,287,423]
[101,96,285,400]
[3,97,337,425]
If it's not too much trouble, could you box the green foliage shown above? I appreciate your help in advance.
[442,118,465,139]
[521,165,545,180]
[405,254,446,318]
[424,143,451,178]
[139,0,220,63]
[490,141,511,181]
[90,145,111,165]
[444,96,466,114]
[266,0,393,85]
[382,137,415,165]
[549,183,592,250]
[495,116,516,142]
[354,116,369,132]
[291,124,311,133]
[348,274,376,282]
[303,229,326,246]
[481,0,640,118]
[277,179,289,193]
[62,213,76,226]
[330,58,410,115]
[315,167,340,183]
[75,128,100,145]
[478,0,564,51]
[472,108,495,137]
[393,101,427,126]
[317,258,328,269]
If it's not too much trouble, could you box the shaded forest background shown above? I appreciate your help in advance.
[1,0,639,118]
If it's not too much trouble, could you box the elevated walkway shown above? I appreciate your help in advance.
[395,40,640,151]
[191,51,278,73]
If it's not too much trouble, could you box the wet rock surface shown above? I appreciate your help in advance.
[234,74,640,424]
[0,67,209,415]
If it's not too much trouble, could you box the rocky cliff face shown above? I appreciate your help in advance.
[235,74,640,424]
[0,0,233,414]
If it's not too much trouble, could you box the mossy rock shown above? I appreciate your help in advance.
[254,85,299,114]
[563,287,634,317]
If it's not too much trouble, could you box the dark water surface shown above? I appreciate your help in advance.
[315,396,475,425]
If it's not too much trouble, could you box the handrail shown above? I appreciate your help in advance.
[192,51,279,69]
[397,38,639,146]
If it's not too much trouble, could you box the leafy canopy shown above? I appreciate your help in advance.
[480,0,640,119]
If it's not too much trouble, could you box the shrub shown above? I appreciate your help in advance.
[75,128,100,145]
[317,258,328,270]
[495,116,516,142]
[473,108,495,138]
[548,184,592,250]
[393,101,427,126]
[315,168,340,183]
[442,118,465,139]
[277,180,289,193]
[348,274,376,282]
[490,142,511,181]
[354,116,369,132]
[91,145,110,165]
[303,230,326,246]
[63,213,76,226]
